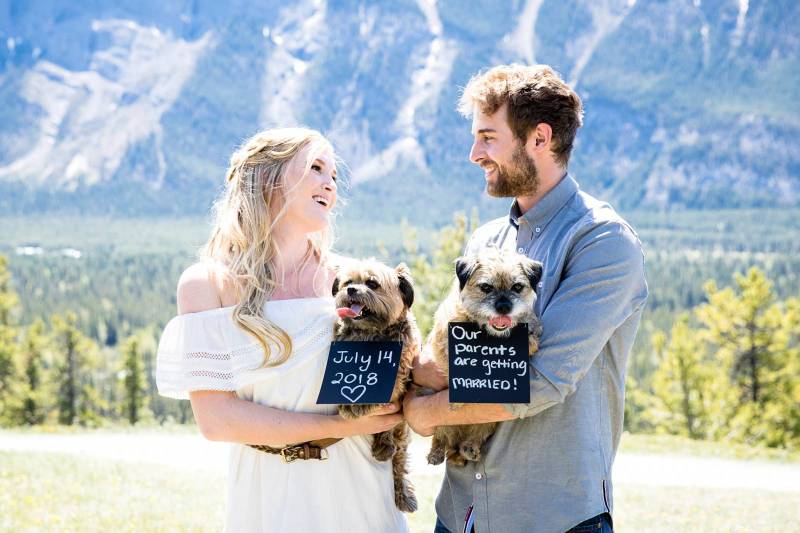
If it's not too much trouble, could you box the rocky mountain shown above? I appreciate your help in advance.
[0,0,797,225]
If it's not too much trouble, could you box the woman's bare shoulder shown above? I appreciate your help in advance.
[177,260,236,314]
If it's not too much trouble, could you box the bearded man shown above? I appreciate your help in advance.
[404,64,649,533]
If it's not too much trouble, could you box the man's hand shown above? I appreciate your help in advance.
[411,345,448,391]
[403,391,445,437]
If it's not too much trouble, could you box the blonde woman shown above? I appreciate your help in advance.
[156,128,408,532]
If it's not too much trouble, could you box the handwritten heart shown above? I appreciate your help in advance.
[340,385,367,403]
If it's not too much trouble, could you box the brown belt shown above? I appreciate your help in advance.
[247,438,342,463]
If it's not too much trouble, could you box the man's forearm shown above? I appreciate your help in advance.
[414,390,516,429]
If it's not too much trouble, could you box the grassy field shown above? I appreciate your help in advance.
[2,432,799,532]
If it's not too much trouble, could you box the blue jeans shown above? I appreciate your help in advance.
[433,513,613,533]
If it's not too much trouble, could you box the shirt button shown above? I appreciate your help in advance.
[537,282,543,288]
[535,227,541,233]
[475,473,482,480]
[517,247,524,253]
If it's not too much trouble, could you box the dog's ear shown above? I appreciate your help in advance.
[455,256,478,291]
[331,275,340,297]
[522,259,543,291]
[395,263,414,308]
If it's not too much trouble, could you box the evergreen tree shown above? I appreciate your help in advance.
[0,255,21,425]
[649,316,734,439]
[696,268,783,406]
[52,313,103,426]
[404,211,478,337]
[18,320,49,425]
[121,336,148,425]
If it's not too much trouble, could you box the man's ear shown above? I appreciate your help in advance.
[455,256,478,291]
[528,123,553,152]
[522,259,543,291]
[396,263,414,308]
[331,276,340,297]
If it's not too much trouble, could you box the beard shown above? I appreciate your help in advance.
[483,143,539,198]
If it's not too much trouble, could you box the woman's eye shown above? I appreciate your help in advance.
[311,164,321,172]
[479,283,493,294]
[365,280,379,290]
[511,283,524,293]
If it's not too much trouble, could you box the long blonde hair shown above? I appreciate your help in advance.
[201,127,335,367]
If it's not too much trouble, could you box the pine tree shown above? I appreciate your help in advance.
[121,336,148,425]
[649,316,733,439]
[52,313,103,426]
[18,320,49,425]
[0,255,21,425]
[405,210,479,336]
[696,268,783,406]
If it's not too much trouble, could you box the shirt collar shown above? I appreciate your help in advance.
[508,173,578,230]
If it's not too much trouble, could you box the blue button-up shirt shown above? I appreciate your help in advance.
[435,175,649,533]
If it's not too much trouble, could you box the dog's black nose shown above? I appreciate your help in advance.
[494,297,512,315]
[347,286,357,296]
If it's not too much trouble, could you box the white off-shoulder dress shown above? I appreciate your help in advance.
[156,297,408,533]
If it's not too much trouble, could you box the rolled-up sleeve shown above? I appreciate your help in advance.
[504,220,648,419]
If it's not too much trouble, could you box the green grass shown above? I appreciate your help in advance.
[0,451,225,532]
[2,432,799,532]
[619,433,800,463]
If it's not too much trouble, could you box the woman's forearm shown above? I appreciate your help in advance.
[189,390,347,447]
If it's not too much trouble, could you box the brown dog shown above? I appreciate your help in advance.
[425,247,543,466]
[332,258,419,513]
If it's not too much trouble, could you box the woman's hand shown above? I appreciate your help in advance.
[332,402,403,438]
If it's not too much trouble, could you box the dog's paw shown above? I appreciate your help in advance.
[427,446,445,465]
[459,442,482,462]
[446,451,468,467]
[395,486,418,513]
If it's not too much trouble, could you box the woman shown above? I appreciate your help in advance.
[156,128,409,532]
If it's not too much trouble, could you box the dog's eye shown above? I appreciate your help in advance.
[479,283,493,294]
[365,279,380,290]
[511,283,525,293]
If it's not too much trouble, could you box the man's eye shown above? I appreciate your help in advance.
[483,136,492,143]
[479,283,493,294]
[365,280,380,290]
[511,283,524,293]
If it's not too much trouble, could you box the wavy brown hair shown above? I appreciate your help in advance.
[200,127,335,367]
[458,64,584,166]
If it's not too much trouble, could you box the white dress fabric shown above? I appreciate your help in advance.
[156,297,408,533]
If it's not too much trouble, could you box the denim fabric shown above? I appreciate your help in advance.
[434,517,454,533]
[565,513,613,533]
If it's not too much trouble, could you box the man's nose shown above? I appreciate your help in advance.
[469,141,484,164]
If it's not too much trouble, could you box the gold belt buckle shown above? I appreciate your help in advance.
[280,446,300,463]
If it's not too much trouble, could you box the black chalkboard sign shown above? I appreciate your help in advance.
[316,341,403,404]
[448,322,530,403]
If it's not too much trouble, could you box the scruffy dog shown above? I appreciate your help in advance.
[425,247,543,466]
[332,258,419,513]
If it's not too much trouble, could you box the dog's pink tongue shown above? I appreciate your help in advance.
[336,304,363,319]
[489,316,513,329]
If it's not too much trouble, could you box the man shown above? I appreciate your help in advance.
[404,64,648,533]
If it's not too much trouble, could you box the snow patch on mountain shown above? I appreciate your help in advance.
[350,0,456,184]
[567,0,635,87]
[260,0,327,127]
[0,19,212,190]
